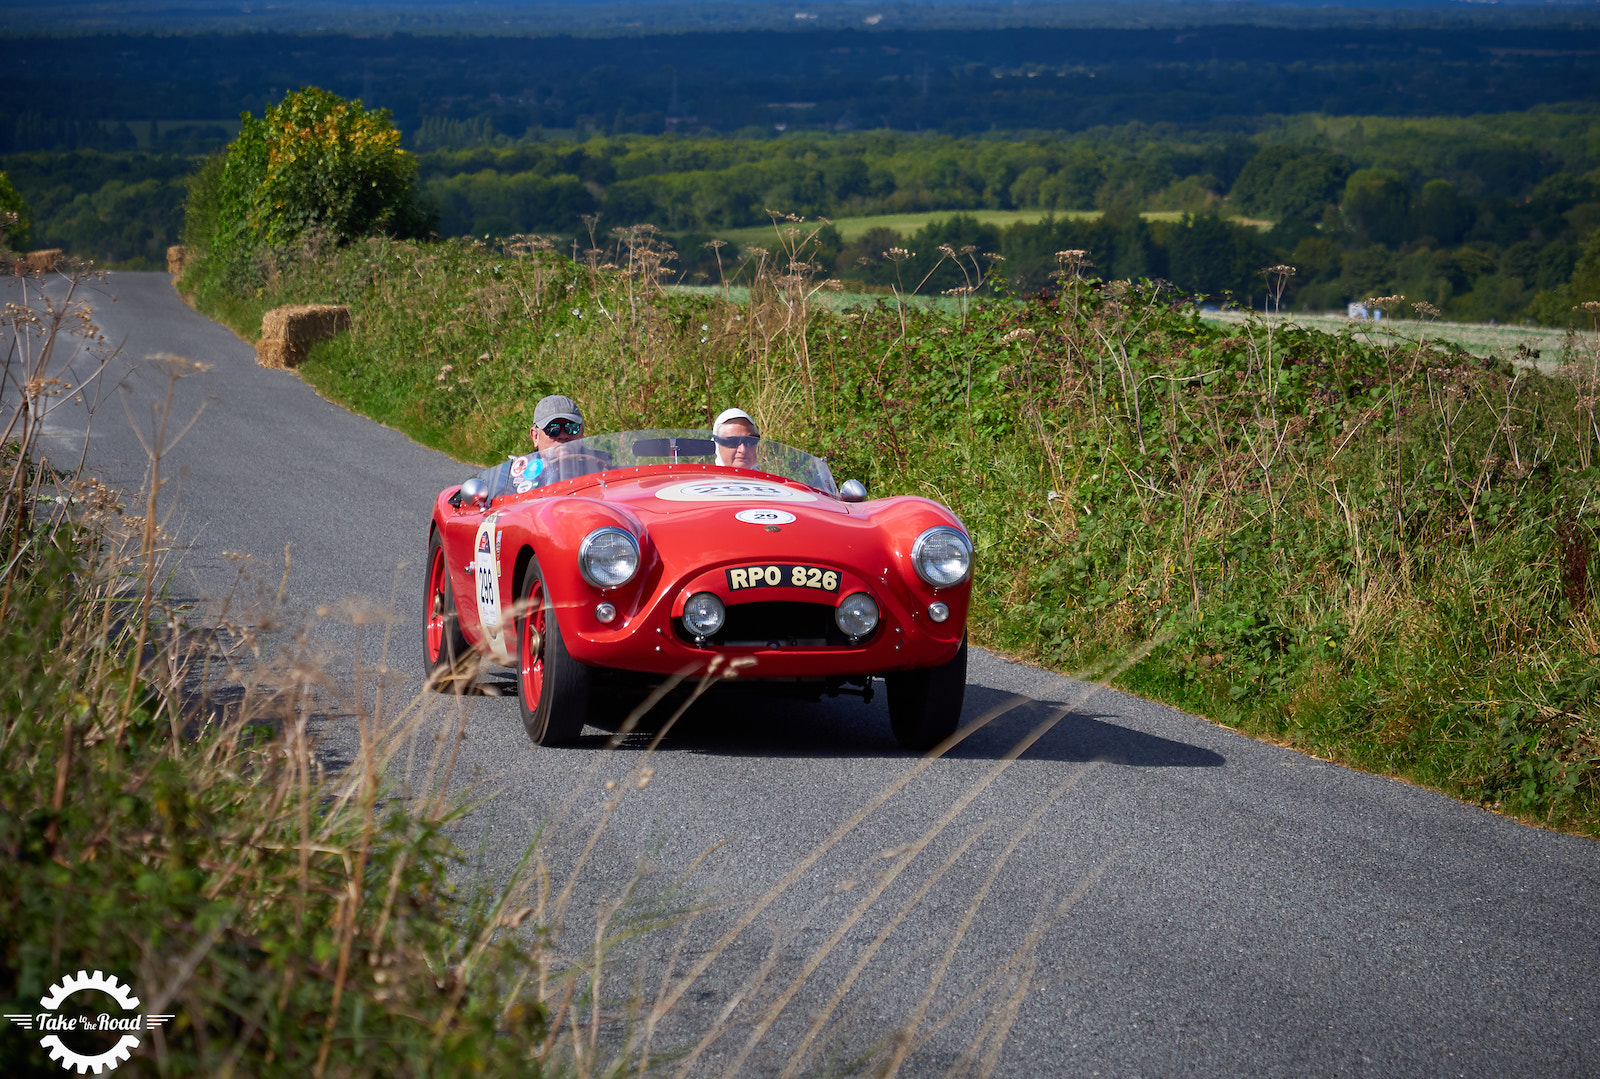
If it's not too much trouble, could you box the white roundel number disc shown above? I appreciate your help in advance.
[655,480,816,503]
[735,508,797,525]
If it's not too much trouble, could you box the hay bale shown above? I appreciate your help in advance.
[25,249,63,274]
[166,245,188,276]
[255,304,352,369]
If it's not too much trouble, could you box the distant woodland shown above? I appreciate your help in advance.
[3,20,1598,320]
[6,25,1597,145]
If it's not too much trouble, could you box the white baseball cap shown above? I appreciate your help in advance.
[713,407,759,435]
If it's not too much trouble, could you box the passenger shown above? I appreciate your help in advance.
[712,407,761,469]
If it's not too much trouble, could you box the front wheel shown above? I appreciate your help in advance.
[517,556,590,746]
[886,636,968,751]
[424,532,472,691]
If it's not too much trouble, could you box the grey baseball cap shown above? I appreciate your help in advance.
[533,394,583,428]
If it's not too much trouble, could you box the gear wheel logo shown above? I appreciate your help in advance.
[2,969,175,1074]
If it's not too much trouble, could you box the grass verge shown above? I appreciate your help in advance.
[180,231,1600,837]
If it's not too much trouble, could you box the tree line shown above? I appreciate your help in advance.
[6,23,1597,151]
[416,114,1600,322]
[7,107,1599,320]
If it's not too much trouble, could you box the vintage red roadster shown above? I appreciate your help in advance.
[425,430,973,749]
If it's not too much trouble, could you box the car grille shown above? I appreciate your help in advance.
[675,600,871,648]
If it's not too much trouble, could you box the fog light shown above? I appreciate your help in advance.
[594,602,617,624]
[927,601,950,623]
[835,592,880,638]
[682,592,725,637]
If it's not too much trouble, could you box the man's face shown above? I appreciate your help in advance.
[715,420,759,468]
[532,417,582,451]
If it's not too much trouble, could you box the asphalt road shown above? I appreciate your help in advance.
[12,270,1598,1077]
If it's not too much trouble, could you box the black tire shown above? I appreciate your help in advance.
[424,531,472,691]
[516,555,591,746]
[887,635,968,751]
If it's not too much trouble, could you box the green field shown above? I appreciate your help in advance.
[670,285,1586,363]
[1202,308,1587,367]
[704,209,1273,248]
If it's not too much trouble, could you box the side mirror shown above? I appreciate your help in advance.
[458,477,489,508]
[839,479,867,503]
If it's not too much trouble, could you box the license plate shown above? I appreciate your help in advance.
[726,564,839,593]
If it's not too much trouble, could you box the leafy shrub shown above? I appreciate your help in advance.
[184,88,433,292]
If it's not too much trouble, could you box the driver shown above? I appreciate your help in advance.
[509,394,586,492]
[712,407,761,469]
[530,394,584,451]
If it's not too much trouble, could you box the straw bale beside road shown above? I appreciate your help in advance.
[25,249,62,273]
[256,304,352,369]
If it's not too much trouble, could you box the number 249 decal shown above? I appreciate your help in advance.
[726,564,839,592]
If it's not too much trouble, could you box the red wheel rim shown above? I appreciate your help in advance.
[520,577,546,709]
[426,544,447,661]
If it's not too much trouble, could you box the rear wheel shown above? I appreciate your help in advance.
[887,635,968,751]
[424,532,472,691]
[517,557,590,746]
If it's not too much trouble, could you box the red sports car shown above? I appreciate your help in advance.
[424,430,972,749]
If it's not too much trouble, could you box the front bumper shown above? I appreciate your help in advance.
[557,561,967,678]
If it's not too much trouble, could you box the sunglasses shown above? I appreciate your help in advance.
[542,418,583,437]
[714,434,760,450]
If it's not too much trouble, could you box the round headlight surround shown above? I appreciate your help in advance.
[835,592,880,639]
[681,592,726,638]
[911,526,973,588]
[578,527,640,588]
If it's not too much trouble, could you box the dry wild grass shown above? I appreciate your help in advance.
[5,260,1180,1076]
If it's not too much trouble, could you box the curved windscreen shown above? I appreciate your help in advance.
[473,428,837,499]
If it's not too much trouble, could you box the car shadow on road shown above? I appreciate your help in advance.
[592,682,1224,767]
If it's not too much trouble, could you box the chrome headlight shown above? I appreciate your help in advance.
[911,527,973,588]
[682,592,726,637]
[835,593,880,638]
[578,527,640,588]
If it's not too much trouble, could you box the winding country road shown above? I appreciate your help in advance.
[15,270,1599,1077]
